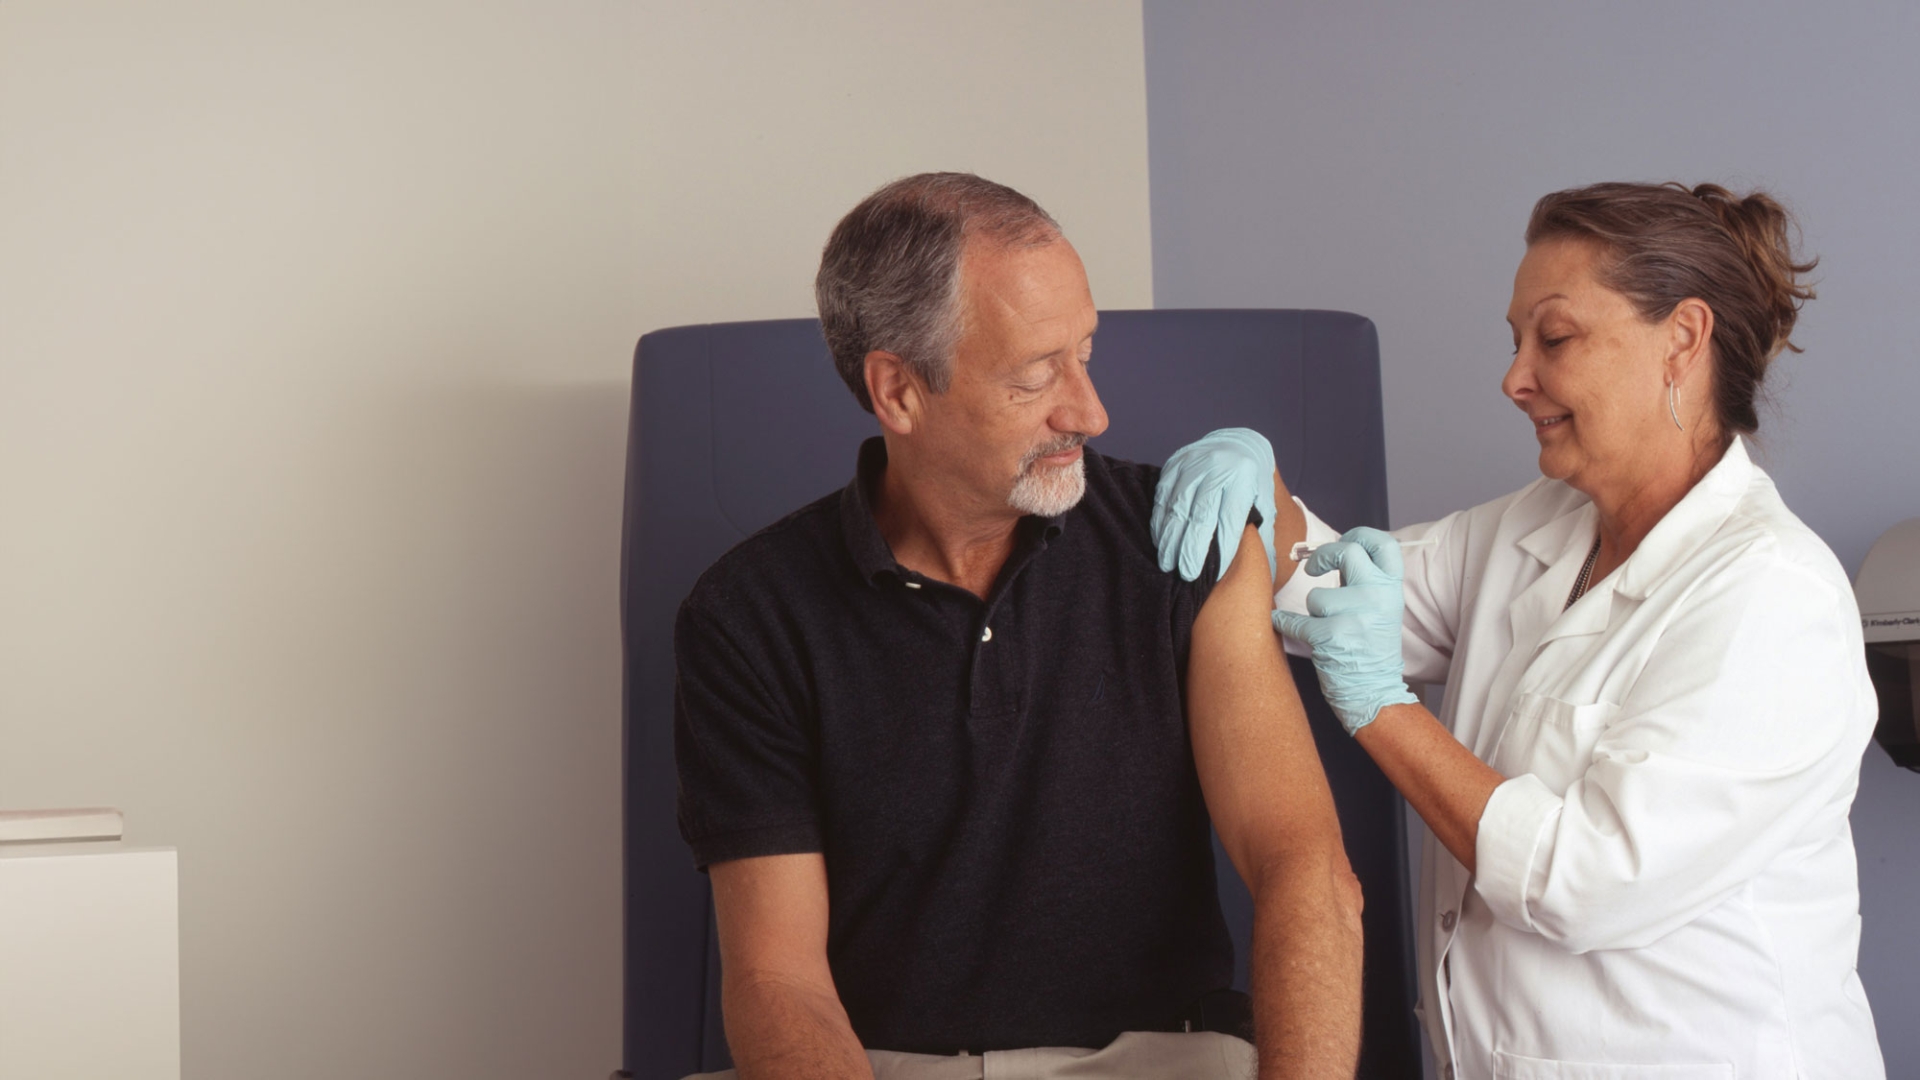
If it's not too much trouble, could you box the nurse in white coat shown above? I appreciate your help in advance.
[1154,182,1883,1078]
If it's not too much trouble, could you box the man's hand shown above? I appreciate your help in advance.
[710,854,873,1080]
[1188,525,1365,1078]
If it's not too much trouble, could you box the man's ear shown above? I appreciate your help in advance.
[865,350,920,435]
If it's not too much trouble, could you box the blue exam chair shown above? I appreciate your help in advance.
[619,310,1420,1078]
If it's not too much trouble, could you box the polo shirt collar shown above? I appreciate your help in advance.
[841,438,901,586]
[839,436,1068,589]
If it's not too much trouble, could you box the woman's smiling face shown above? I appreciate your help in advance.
[1502,237,1687,497]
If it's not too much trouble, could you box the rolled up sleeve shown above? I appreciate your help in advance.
[1473,772,1564,932]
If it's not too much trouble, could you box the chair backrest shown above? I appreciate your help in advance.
[620,310,1419,1078]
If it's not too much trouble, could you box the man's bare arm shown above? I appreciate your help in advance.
[1189,524,1364,1078]
[1269,470,1309,588]
[710,854,873,1080]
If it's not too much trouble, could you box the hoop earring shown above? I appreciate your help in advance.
[1667,380,1685,431]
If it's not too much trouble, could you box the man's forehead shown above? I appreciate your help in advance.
[958,239,1093,328]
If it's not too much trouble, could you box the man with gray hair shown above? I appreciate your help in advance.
[673,173,1362,1079]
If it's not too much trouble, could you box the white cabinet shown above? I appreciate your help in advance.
[0,842,180,1079]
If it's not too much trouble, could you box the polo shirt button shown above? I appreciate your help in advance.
[980,626,993,642]
[1440,909,1457,932]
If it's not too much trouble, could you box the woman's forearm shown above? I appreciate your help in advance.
[1355,703,1505,872]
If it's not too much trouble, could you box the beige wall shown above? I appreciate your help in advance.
[0,3,1150,1077]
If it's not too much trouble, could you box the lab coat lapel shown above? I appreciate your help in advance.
[1507,501,1600,651]
[1473,501,1598,760]
[1614,438,1754,602]
[1510,442,1755,644]
[1537,565,1615,645]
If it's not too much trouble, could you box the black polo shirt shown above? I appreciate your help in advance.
[674,437,1234,1055]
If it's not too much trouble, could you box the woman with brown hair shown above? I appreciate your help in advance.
[1155,182,1884,1077]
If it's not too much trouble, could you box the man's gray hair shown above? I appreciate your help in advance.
[816,172,1061,413]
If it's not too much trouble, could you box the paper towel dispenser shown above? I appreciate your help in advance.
[1856,518,1920,772]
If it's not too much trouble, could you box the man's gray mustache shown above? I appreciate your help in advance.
[1019,434,1089,472]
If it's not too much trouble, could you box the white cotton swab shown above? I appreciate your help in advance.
[1289,538,1439,562]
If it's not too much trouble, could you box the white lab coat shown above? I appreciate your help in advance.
[1278,439,1884,1079]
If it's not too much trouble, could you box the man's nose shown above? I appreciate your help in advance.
[1057,361,1109,439]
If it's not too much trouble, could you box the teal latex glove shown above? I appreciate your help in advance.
[1270,527,1418,735]
[1151,427,1278,581]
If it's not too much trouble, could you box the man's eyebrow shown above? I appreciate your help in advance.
[1020,326,1099,368]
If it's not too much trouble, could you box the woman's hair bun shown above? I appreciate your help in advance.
[1686,183,1818,360]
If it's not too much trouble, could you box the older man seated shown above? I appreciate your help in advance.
[673,173,1362,1080]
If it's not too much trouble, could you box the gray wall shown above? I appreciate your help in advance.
[1145,0,1920,1067]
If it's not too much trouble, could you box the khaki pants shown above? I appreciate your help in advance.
[687,1030,1256,1080]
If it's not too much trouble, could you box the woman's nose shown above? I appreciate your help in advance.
[1501,350,1535,405]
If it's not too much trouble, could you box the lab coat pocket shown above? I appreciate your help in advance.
[1492,1050,1732,1079]
[1486,693,1618,793]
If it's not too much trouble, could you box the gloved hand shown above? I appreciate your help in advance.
[1151,428,1278,581]
[1270,527,1418,735]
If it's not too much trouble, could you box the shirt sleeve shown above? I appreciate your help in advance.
[673,597,823,870]
[1472,550,1876,953]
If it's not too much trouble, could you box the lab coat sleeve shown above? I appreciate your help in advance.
[1394,509,1472,686]
[1272,498,1467,683]
[1473,548,1876,954]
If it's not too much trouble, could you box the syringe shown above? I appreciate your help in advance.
[1290,537,1439,562]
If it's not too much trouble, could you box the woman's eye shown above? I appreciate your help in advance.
[1541,336,1570,350]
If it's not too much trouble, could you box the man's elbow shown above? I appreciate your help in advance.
[1250,843,1365,932]
[1337,862,1364,923]
[1330,857,1365,938]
